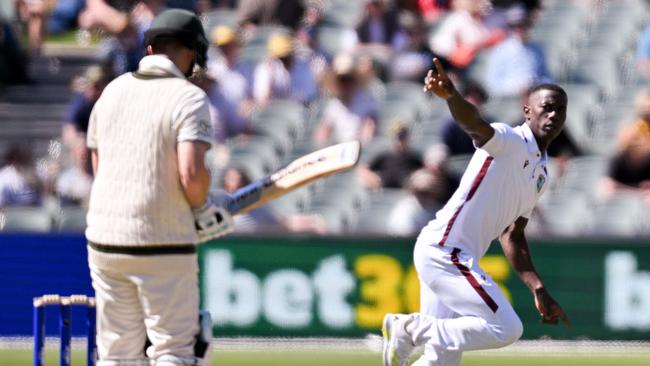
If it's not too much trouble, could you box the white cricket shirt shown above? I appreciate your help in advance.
[416,123,549,258]
[86,55,213,245]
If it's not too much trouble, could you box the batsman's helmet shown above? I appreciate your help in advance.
[144,9,208,68]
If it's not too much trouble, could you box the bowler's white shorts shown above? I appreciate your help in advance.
[410,243,523,366]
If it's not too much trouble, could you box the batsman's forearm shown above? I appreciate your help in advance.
[181,168,210,208]
[91,149,99,176]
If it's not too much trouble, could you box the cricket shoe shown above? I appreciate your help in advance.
[382,313,415,366]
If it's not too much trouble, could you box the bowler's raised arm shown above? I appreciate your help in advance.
[424,58,494,147]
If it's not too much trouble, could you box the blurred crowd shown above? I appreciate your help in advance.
[0,0,649,236]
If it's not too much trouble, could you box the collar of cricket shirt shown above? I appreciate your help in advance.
[136,55,186,79]
[520,122,547,164]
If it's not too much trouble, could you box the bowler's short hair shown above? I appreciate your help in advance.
[526,83,567,99]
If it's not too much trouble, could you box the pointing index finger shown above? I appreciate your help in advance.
[433,58,447,79]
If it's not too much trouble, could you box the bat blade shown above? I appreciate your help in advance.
[225,140,361,215]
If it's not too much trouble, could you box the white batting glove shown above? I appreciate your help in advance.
[192,193,234,243]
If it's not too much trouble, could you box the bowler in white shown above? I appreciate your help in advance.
[381,58,571,366]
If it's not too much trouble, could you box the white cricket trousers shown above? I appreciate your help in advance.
[409,242,523,366]
[88,246,200,366]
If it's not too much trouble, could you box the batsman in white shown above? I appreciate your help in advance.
[85,9,233,366]
[382,58,571,366]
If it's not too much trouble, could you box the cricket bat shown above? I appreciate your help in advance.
[224,141,361,215]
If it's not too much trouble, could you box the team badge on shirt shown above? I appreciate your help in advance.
[536,174,546,192]
[198,120,211,134]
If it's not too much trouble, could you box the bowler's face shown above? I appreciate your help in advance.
[525,89,567,143]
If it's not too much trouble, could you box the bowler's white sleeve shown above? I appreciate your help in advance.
[173,89,213,146]
[520,207,533,220]
[478,123,519,157]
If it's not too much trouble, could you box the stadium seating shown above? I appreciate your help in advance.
[320,0,363,28]
[55,206,88,232]
[537,192,592,236]
[201,9,238,32]
[1,0,649,237]
[556,156,609,198]
[354,188,410,234]
[589,192,647,236]
[561,83,600,152]
[0,207,52,233]
[482,96,522,126]
[267,185,313,215]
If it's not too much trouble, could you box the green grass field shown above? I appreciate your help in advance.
[2,349,649,366]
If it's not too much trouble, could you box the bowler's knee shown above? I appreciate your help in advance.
[489,313,523,347]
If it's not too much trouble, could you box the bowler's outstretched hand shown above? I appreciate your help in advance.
[534,288,571,328]
[423,58,456,100]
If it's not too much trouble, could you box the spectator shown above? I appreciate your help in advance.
[48,0,86,34]
[313,53,379,146]
[238,0,305,30]
[16,0,52,55]
[253,32,320,104]
[440,80,490,155]
[356,0,401,47]
[221,166,328,234]
[484,5,551,98]
[389,11,434,82]
[484,0,543,31]
[0,16,31,84]
[296,1,358,61]
[429,0,504,73]
[358,120,423,189]
[79,0,160,75]
[386,168,447,236]
[206,25,254,142]
[423,143,459,201]
[56,138,93,207]
[220,165,282,233]
[409,0,451,24]
[210,0,237,9]
[355,52,386,103]
[546,127,582,179]
[62,65,112,146]
[165,0,197,11]
[0,145,43,208]
[295,0,323,51]
[601,89,650,201]
[637,24,650,79]
[491,0,542,13]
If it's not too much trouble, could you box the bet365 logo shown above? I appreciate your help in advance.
[201,250,511,331]
[605,251,650,330]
